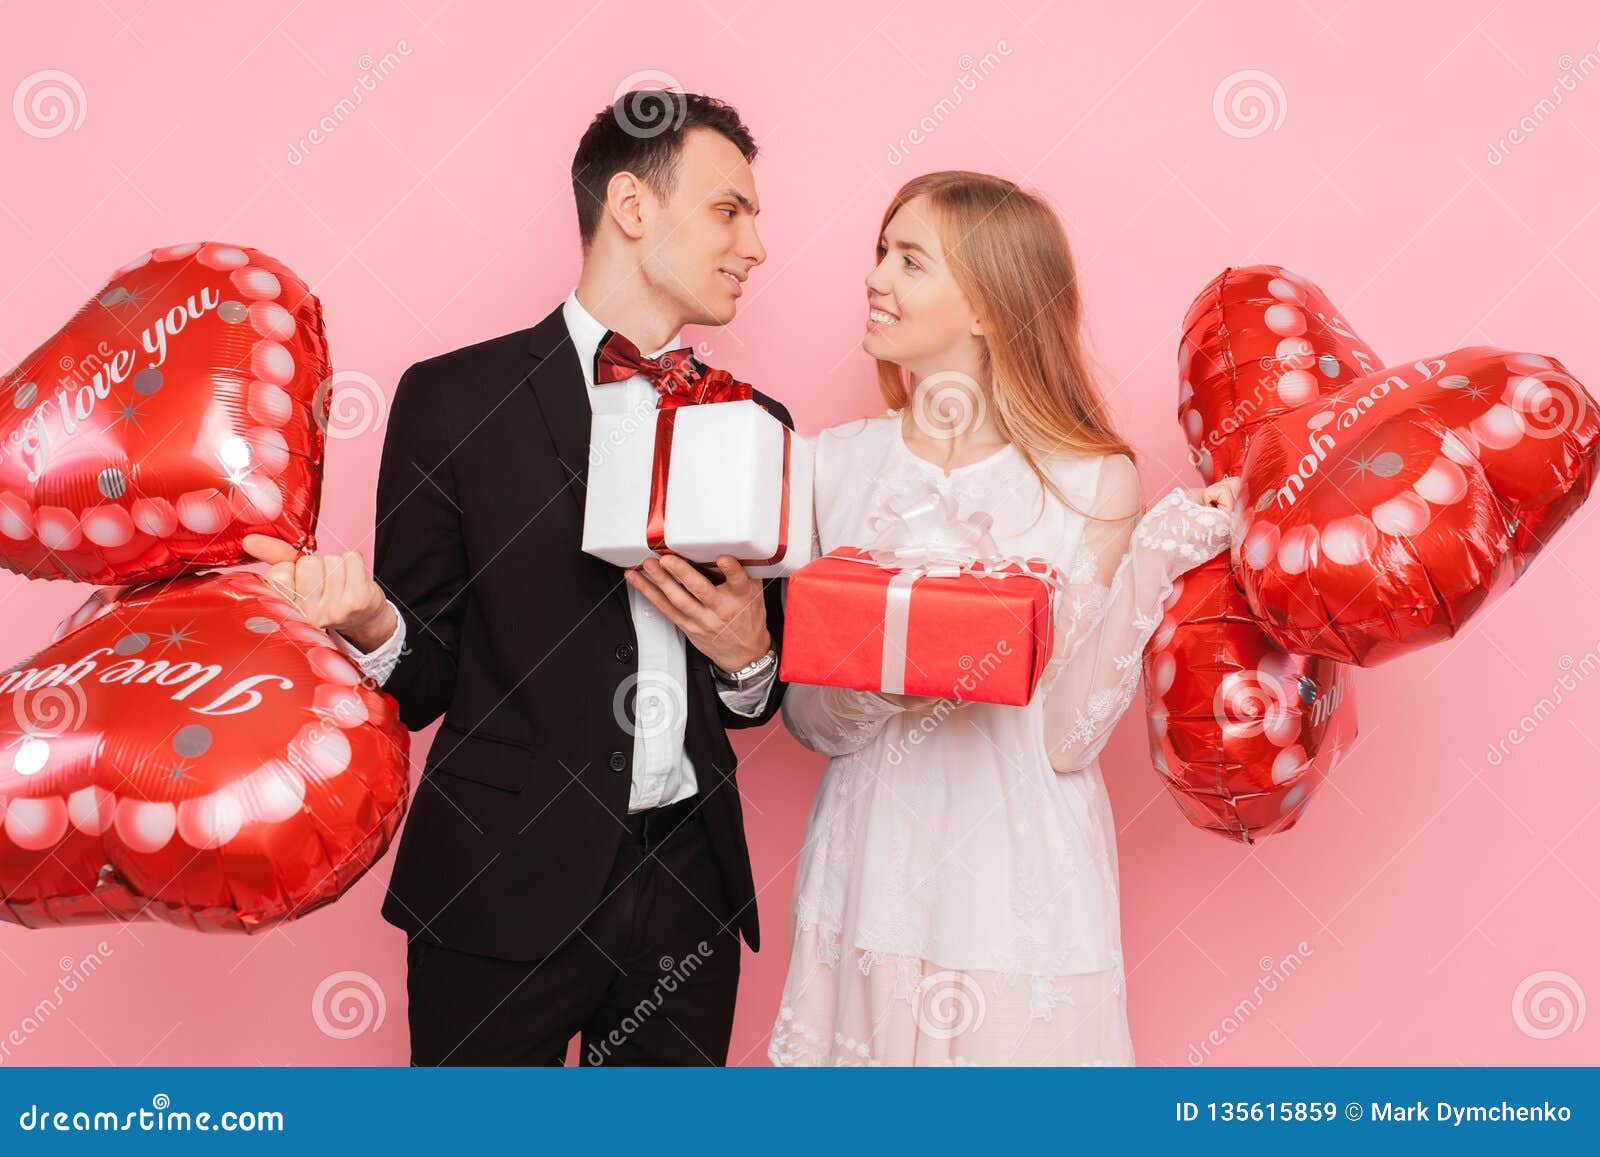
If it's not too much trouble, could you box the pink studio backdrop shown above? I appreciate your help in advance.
[2,1,1598,1067]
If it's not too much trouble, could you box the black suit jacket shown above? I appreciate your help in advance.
[372,304,790,961]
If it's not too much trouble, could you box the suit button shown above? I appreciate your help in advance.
[614,642,635,663]
[607,750,627,773]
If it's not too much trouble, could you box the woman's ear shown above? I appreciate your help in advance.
[970,317,986,337]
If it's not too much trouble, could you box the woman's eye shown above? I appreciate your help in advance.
[903,255,920,271]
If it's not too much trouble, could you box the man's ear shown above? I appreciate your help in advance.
[605,170,648,242]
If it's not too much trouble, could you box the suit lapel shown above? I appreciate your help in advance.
[524,305,633,621]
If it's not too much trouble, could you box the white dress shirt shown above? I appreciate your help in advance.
[330,290,778,811]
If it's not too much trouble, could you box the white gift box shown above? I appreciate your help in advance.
[582,398,815,578]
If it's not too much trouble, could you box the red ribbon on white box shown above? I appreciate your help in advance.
[645,389,793,569]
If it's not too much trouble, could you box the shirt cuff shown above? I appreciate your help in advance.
[328,598,406,687]
[716,659,778,718]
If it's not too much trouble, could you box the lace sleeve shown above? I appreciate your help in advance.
[1040,454,1232,774]
[781,684,909,758]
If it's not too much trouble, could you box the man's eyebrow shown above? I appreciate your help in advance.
[715,187,758,214]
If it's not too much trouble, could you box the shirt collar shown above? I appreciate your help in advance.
[562,290,685,389]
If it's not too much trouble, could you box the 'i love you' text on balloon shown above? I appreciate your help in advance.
[0,572,409,932]
[0,243,331,584]
[1234,348,1599,665]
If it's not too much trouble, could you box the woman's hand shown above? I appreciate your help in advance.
[874,690,973,712]
[1186,475,1241,515]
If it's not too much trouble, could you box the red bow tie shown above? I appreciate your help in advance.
[593,330,750,408]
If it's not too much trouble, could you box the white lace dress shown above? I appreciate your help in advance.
[768,412,1233,1066]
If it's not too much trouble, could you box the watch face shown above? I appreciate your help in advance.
[720,649,774,686]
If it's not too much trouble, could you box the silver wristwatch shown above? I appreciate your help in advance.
[712,647,778,691]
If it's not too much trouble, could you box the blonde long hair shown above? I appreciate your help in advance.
[875,171,1136,514]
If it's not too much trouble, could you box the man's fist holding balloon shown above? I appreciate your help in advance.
[241,534,399,653]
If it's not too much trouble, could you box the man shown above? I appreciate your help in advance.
[243,92,789,1066]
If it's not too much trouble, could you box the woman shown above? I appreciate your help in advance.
[768,171,1240,1066]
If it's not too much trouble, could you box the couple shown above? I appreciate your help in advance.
[242,91,1239,1066]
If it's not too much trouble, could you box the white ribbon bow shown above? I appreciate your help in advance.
[847,485,1059,695]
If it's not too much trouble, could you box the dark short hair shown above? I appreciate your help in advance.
[571,91,758,247]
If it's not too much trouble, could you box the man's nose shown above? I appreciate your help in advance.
[741,221,767,267]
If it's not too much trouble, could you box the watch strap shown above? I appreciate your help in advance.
[713,647,777,689]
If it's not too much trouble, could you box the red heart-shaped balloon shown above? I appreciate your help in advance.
[1234,347,1600,664]
[0,571,409,932]
[0,243,331,584]
[1180,265,1380,483]
[1144,554,1357,842]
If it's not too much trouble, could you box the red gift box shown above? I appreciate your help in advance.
[778,547,1057,707]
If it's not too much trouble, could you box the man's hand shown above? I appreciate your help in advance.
[240,534,397,652]
[624,554,770,674]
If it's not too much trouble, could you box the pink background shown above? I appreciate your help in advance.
[2,0,1598,1066]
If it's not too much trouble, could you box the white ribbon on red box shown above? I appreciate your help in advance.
[835,485,1061,695]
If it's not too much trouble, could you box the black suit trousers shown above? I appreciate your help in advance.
[405,795,743,1066]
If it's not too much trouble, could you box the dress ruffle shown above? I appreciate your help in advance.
[769,921,1134,1066]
